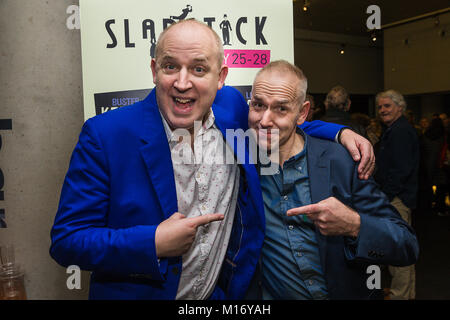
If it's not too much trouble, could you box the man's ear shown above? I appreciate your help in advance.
[346,99,352,112]
[217,64,229,90]
[151,59,157,85]
[297,101,310,125]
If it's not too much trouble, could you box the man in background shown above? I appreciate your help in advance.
[375,89,420,300]
[321,85,367,138]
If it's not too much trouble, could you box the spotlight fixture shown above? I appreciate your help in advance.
[303,0,310,12]
[371,32,377,42]
[339,44,345,55]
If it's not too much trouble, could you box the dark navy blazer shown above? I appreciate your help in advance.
[293,135,418,299]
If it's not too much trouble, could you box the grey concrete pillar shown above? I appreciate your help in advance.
[0,0,89,299]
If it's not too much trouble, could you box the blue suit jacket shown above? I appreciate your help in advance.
[50,86,342,300]
[305,135,419,299]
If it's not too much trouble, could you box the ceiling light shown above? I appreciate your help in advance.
[371,32,377,42]
[303,0,310,12]
[339,44,345,55]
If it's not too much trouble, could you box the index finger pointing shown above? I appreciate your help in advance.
[286,204,321,216]
[190,213,225,227]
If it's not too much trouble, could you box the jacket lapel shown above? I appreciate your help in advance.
[307,139,330,203]
[139,89,178,220]
[307,137,331,273]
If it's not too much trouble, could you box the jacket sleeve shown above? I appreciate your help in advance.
[300,120,345,141]
[343,162,419,267]
[49,119,167,279]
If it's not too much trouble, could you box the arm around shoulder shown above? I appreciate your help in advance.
[300,120,344,141]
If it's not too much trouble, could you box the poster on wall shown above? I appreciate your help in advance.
[79,0,294,120]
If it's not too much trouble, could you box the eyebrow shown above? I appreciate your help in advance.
[192,57,209,63]
[159,54,209,63]
[157,55,174,65]
[274,99,291,105]
[252,95,291,105]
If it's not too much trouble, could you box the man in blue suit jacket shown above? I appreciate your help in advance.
[247,60,419,299]
[50,20,374,300]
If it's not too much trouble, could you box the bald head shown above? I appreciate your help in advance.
[155,19,224,69]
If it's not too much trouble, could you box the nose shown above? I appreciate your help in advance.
[174,67,192,92]
[260,110,273,128]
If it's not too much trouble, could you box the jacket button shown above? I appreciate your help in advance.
[172,267,180,275]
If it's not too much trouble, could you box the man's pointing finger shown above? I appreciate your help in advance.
[190,213,225,227]
[286,204,320,217]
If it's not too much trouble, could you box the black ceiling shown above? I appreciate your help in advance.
[293,0,450,36]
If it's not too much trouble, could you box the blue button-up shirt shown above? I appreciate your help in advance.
[259,129,328,300]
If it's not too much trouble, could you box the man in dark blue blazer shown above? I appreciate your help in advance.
[50,20,374,300]
[247,60,419,299]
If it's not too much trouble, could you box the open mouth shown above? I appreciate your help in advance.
[173,97,195,113]
[174,97,193,104]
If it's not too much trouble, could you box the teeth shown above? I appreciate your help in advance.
[175,98,192,104]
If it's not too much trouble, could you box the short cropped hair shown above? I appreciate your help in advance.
[256,60,308,104]
[325,86,349,111]
[376,89,407,111]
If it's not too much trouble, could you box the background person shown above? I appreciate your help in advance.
[321,85,367,138]
[374,89,420,300]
